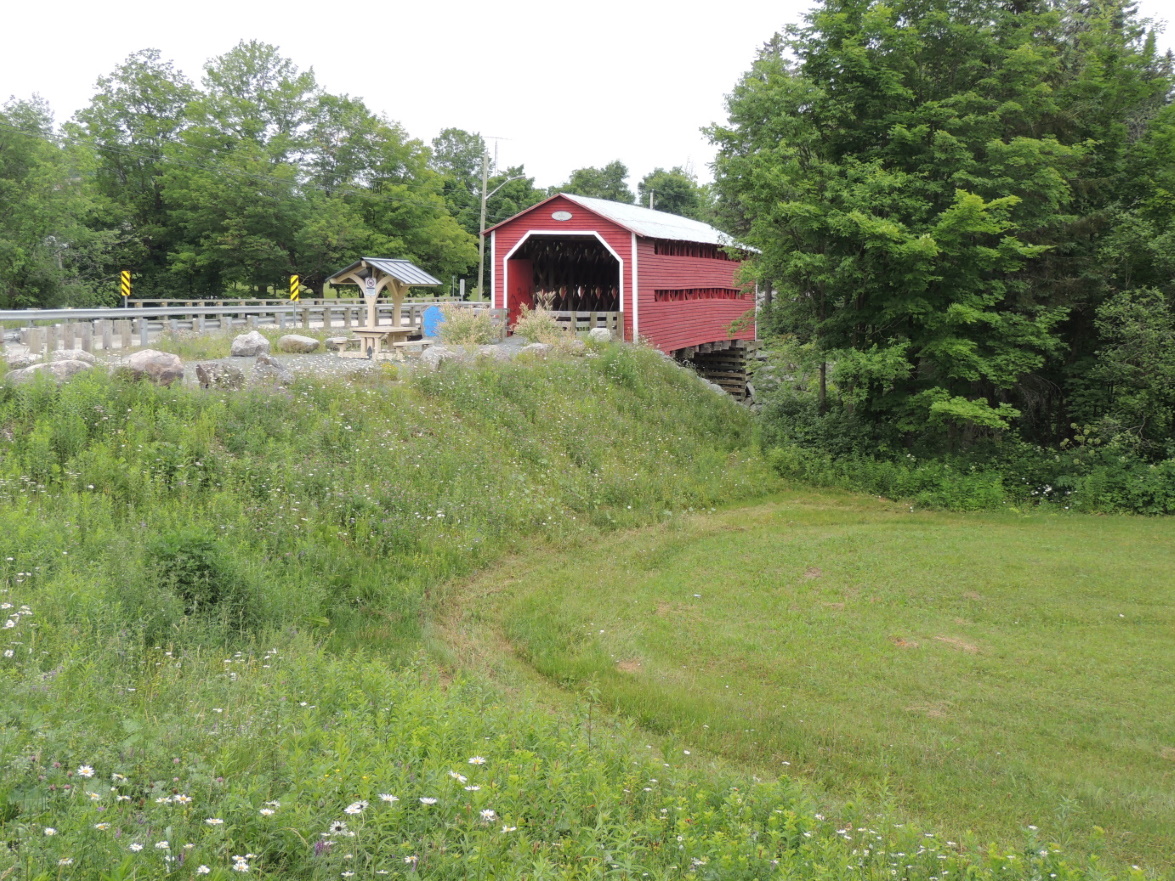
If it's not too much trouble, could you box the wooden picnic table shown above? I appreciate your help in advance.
[353,324,418,357]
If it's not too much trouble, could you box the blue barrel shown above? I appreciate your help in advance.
[422,305,445,339]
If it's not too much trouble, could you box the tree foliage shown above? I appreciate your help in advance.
[2,46,670,306]
[0,99,114,308]
[428,129,546,241]
[51,43,477,300]
[712,0,1175,451]
[559,160,635,203]
[637,166,710,220]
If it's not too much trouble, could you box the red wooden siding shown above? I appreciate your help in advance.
[488,196,755,353]
[635,238,755,353]
[491,195,634,341]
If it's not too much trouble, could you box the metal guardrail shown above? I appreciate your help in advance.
[0,298,463,325]
[2,301,510,357]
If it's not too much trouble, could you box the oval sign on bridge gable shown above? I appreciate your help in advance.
[551,210,573,221]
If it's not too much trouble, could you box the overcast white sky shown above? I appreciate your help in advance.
[3,0,1171,192]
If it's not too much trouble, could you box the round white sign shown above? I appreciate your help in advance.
[551,210,573,221]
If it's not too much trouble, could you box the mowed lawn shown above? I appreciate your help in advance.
[474,490,1175,871]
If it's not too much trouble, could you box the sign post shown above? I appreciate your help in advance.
[363,276,379,328]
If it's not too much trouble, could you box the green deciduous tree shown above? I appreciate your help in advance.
[559,160,634,203]
[161,41,317,295]
[71,49,196,297]
[1077,287,1175,453]
[429,127,486,238]
[712,0,1173,449]
[0,99,112,308]
[429,129,545,245]
[637,166,710,219]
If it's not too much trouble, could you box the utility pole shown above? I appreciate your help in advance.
[477,151,489,301]
[476,150,525,303]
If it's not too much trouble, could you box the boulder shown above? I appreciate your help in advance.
[7,360,92,385]
[420,345,469,371]
[588,327,612,343]
[252,352,294,387]
[476,344,513,362]
[231,330,270,357]
[518,343,551,360]
[324,336,350,352]
[5,353,38,370]
[116,349,184,386]
[277,334,320,354]
[196,361,245,390]
[52,348,98,365]
[562,338,588,356]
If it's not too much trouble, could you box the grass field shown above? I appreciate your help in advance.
[460,489,1175,872]
[2,349,1171,879]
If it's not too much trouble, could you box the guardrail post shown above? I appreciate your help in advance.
[46,324,60,354]
[79,323,93,353]
[101,320,114,351]
[343,307,352,330]
[138,318,150,347]
[301,305,310,329]
[117,319,131,350]
[196,314,205,332]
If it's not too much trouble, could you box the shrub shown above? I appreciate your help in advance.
[765,445,1008,510]
[144,527,257,631]
[513,305,565,344]
[438,305,500,346]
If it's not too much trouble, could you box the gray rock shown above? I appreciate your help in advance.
[116,349,184,386]
[7,360,92,384]
[324,336,350,352]
[420,345,470,370]
[563,338,588,356]
[476,344,513,362]
[252,353,294,387]
[519,343,551,359]
[231,330,270,357]
[52,348,98,365]
[5,353,38,370]
[196,361,245,390]
[588,327,612,343]
[277,334,320,354]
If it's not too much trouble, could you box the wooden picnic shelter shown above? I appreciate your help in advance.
[327,258,442,357]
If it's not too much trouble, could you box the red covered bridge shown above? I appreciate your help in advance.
[484,194,757,395]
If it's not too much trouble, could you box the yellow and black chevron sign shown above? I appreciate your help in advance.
[289,275,300,301]
[119,270,131,299]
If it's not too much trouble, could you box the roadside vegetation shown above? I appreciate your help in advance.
[0,346,775,879]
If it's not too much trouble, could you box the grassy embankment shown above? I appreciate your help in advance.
[0,345,786,879]
[0,343,1169,878]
